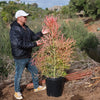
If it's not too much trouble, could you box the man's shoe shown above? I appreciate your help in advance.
[14,92,23,99]
[34,86,46,92]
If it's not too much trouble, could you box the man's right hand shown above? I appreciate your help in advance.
[36,40,43,46]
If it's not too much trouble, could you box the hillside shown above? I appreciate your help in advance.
[1,1,100,100]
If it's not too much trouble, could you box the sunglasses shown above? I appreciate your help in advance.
[23,16,27,18]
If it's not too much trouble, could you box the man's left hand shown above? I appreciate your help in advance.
[42,29,49,35]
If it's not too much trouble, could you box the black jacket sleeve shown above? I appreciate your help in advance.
[30,29,43,41]
[10,28,37,49]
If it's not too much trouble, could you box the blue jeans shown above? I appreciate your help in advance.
[14,58,39,92]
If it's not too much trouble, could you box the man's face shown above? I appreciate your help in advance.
[18,16,27,24]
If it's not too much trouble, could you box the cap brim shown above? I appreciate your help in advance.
[23,13,29,17]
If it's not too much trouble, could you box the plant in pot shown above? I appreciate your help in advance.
[31,16,76,97]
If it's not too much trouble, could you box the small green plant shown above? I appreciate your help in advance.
[31,16,75,78]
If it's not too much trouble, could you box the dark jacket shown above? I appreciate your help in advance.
[9,21,43,59]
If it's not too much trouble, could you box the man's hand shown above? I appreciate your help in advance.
[36,40,43,46]
[42,28,49,35]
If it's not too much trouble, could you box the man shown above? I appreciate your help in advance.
[9,10,49,99]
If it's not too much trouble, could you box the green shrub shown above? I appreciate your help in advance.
[0,30,12,57]
[0,18,12,58]
[60,5,76,18]
[68,0,100,19]
[0,55,14,79]
[60,20,99,50]
[81,33,99,50]
[0,58,8,78]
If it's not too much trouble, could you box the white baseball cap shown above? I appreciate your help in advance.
[15,10,29,18]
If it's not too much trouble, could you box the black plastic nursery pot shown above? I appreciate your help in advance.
[46,77,65,97]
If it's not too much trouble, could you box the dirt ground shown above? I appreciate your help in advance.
[1,66,100,100]
[1,78,100,100]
